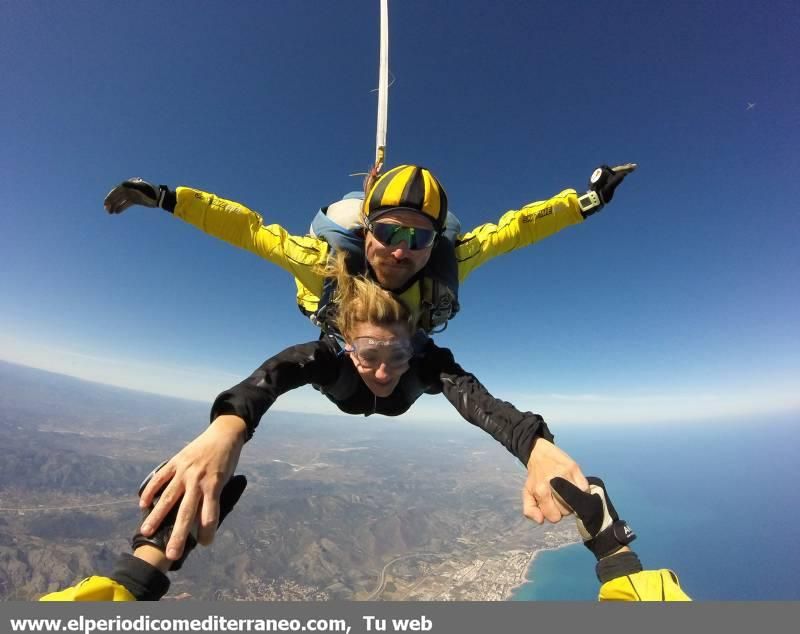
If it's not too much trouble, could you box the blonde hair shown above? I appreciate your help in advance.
[318,251,416,341]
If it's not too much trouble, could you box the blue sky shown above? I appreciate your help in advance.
[1,0,798,425]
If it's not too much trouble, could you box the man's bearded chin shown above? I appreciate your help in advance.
[371,258,412,289]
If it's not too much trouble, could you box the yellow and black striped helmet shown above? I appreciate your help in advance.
[364,165,448,232]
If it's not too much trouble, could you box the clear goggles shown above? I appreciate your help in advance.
[367,221,438,250]
[344,337,414,369]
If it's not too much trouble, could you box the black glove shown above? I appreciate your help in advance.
[577,163,637,218]
[104,178,171,214]
[550,476,636,560]
[131,462,247,571]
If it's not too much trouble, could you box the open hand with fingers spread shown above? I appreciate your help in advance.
[135,415,248,565]
[132,468,247,571]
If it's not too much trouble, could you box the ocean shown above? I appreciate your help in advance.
[511,416,800,601]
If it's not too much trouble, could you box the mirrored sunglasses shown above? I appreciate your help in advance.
[368,221,437,250]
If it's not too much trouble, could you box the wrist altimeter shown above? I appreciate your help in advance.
[578,190,603,218]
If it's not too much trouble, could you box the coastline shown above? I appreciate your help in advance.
[505,540,580,599]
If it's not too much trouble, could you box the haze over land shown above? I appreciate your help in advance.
[0,361,575,600]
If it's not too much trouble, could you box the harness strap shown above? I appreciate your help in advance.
[311,276,338,333]
[419,277,459,334]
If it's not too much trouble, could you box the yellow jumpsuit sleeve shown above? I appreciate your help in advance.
[454,189,584,282]
[173,187,328,300]
[40,576,136,602]
[598,569,692,602]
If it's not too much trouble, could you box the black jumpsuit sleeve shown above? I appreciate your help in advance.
[109,553,170,601]
[425,344,555,467]
[210,340,339,440]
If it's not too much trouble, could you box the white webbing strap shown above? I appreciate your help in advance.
[375,0,389,172]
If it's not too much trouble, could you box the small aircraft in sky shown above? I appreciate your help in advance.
[746,102,756,111]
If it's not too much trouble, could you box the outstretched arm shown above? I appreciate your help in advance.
[455,164,636,281]
[103,179,327,298]
[551,476,692,601]
[430,344,587,524]
[138,340,337,562]
[430,345,548,464]
[210,340,339,438]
